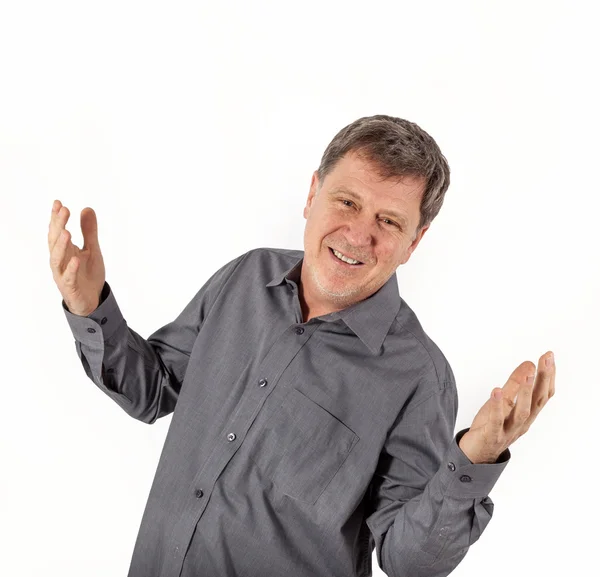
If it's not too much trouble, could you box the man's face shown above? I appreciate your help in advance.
[301,149,430,316]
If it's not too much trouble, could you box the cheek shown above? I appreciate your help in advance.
[376,243,403,265]
[308,217,337,241]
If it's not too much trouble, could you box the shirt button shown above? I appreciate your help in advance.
[258,378,268,387]
[87,327,96,333]
[447,462,456,471]
[460,475,472,483]
[227,433,236,442]
[294,326,304,335]
[100,317,107,325]
[195,489,203,498]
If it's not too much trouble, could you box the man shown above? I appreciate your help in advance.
[49,114,555,577]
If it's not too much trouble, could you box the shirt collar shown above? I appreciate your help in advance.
[266,253,401,355]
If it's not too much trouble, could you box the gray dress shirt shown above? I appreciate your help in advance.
[61,247,510,577]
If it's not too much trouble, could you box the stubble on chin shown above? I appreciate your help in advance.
[306,257,364,306]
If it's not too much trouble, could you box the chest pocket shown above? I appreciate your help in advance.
[248,387,360,505]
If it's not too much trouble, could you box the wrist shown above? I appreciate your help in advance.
[458,438,500,464]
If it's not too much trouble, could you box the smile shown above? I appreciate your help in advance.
[328,247,365,267]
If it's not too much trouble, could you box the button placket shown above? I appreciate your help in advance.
[183,316,319,543]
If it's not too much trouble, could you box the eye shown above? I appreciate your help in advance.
[382,218,400,228]
[340,200,401,229]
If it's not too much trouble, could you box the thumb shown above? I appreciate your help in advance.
[81,207,100,251]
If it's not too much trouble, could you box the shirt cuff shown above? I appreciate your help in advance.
[62,281,125,345]
[439,427,511,498]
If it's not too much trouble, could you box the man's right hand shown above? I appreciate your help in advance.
[48,199,106,317]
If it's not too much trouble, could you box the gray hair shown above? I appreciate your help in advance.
[316,114,451,239]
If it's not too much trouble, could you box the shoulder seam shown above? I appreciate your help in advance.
[205,250,251,318]
[392,317,444,387]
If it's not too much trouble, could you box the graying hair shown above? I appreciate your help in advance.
[316,114,451,239]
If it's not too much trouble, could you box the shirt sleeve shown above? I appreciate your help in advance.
[61,251,249,424]
[364,381,511,577]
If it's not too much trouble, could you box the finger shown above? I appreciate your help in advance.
[81,207,100,251]
[62,254,80,289]
[48,199,61,250]
[48,202,71,253]
[488,388,506,440]
[505,369,536,436]
[49,227,74,277]
[501,360,537,405]
[548,353,556,399]
[530,351,554,415]
[48,200,62,247]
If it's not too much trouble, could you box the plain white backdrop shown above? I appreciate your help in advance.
[1,1,597,575]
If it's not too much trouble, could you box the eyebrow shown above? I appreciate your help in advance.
[328,186,410,230]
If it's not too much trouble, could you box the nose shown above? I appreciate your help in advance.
[342,216,375,253]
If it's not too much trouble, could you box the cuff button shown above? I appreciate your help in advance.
[447,462,456,471]
[460,475,472,483]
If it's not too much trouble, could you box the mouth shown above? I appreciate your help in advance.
[328,246,365,267]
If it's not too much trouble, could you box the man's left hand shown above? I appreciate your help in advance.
[459,351,556,464]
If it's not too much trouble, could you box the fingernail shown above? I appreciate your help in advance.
[545,353,554,367]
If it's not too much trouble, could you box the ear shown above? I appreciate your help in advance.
[303,171,320,220]
[399,224,430,265]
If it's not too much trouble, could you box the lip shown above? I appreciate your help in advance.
[328,246,365,268]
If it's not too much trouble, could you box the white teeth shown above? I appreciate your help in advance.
[332,248,361,265]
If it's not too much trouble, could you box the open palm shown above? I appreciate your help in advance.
[459,351,556,464]
[48,201,106,316]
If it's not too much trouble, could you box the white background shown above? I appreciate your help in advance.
[1,1,597,575]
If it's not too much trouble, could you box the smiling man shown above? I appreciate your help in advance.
[51,114,555,577]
